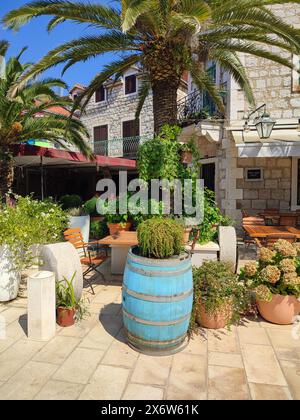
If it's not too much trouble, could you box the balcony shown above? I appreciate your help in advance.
[93,136,150,160]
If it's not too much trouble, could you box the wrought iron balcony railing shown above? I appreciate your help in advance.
[177,90,209,125]
[94,136,150,159]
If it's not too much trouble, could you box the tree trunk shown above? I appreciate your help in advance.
[152,79,179,134]
[0,146,14,202]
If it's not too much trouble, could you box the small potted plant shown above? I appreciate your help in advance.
[56,272,89,327]
[191,261,250,330]
[240,240,300,325]
[97,196,132,235]
[179,143,193,164]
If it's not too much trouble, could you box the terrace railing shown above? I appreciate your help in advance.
[93,136,150,159]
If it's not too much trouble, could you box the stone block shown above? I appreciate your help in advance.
[271,169,282,178]
[188,242,220,268]
[278,181,291,189]
[259,190,271,200]
[236,200,251,210]
[265,180,278,189]
[27,271,56,341]
[276,159,291,168]
[218,227,237,271]
[251,200,267,210]
[244,190,259,200]
[40,242,83,301]
[279,201,290,210]
[267,200,280,209]
[271,190,285,200]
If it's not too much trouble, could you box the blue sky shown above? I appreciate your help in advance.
[0,0,120,92]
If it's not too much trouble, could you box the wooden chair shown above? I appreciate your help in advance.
[241,209,250,218]
[242,217,265,247]
[64,228,109,294]
[265,233,297,249]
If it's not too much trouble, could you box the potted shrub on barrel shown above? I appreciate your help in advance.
[240,240,300,325]
[122,218,193,355]
[56,272,89,327]
[190,261,250,330]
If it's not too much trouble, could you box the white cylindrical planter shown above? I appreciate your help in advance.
[69,215,90,244]
[218,226,237,272]
[0,245,21,302]
[27,271,56,341]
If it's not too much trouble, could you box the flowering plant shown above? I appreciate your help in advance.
[239,240,300,302]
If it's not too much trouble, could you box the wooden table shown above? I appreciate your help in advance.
[243,225,300,239]
[99,232,138,275]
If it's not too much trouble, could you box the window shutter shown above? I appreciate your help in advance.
[95,85,105,102]
[122,120,139,138]
[125,75,137,95]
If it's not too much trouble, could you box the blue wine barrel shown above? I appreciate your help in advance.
[122,247,193,356]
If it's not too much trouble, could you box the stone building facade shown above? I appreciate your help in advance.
[183,3,300,225]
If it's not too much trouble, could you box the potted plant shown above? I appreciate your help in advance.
[180,143,193,164]
[68,207,90,243]
[97,196,132,235]
[56,272,89,327]
[190,261,250,330]
[122,218,193,355]
[0,196,67,302]
[240,240,300,325]
[60,194,83,210]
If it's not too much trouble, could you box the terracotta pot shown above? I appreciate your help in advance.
[183,228,192,244]
[56,307,76,327]
[108,222,132,235]
[257,294,300,325]
[180,150,193,164]
[197,301,233,329]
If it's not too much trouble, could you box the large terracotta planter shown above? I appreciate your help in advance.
[108,222,132,235]
[257,294,300,325]
[56,307,76,327]
[197,300,232,329]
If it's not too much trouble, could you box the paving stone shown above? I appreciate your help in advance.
[183,331,207,356]
[122,384,164,400]
[208,352,244,368]
[241,344,287,386]
[0,361,57,400]
[101,341,138,369]
[79,365,130,400]
[166,354,207,400]
[207,328,240,353]
[208,366,250,400]
[92,288,121,305]
[249,383,292,400]
[58,314,98,338]
[53,347,105,384]
[0,339,46,381]
[280,360,300,400]
[131,354,173,386]
[33,336,80,365]
[34,380,84,400]
[239,317,262,328]
[79,317,122,351]
[238,326,270,345]
[266,329,300,361]
[0,307,26,325]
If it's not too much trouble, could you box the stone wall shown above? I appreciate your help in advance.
[236,157,292,214]
[82,80,154,146]
[242,4,300,119]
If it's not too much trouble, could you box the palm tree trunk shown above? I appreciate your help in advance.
[0,146,14,202]
[152,79,179,133]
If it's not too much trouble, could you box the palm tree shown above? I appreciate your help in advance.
[3,1,300,132]
[0,41,93,201]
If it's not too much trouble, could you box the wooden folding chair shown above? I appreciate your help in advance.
[64,228,109,294]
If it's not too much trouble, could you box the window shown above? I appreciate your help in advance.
[203,63,217,114]
[94,125,108,155]
[95,85,106,102]
[292,55,300,93]
[122,119,139,138]
[125,74,137,95]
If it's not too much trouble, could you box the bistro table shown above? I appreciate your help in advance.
[99,231,138,275]
[243,225,300,240]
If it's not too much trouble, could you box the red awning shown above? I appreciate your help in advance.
[12,144,136,170]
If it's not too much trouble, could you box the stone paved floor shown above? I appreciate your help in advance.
[0,255,300,400]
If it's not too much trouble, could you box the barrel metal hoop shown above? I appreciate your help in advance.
[125,327,187,346]
[126,261,191,277]
[128,247,191,267]
[123,285,193,302]
[123,309,191,326]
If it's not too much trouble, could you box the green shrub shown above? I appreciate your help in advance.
[137,218,184,259]
[0,196,68,269]
[90,219,109,240]
[60,194,83,210]
[189,261,251,335]
[84,196,98,215]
